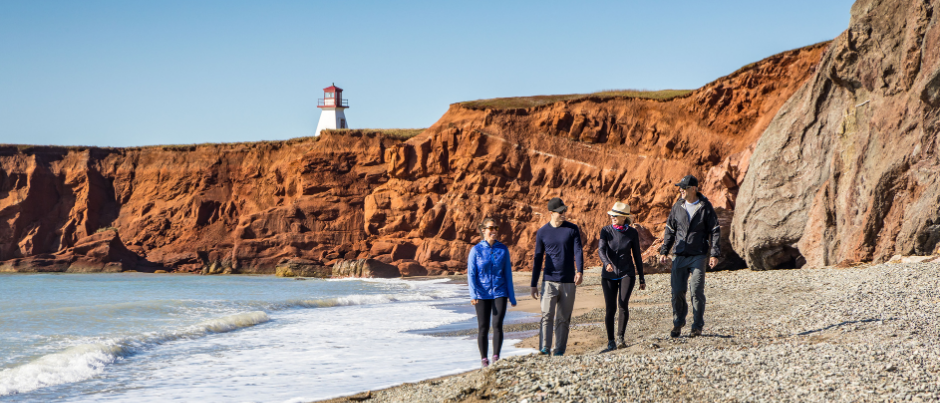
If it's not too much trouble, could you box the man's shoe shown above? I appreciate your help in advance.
[616,337,626,349]
[690,329,703,337]
[670,326,682,338]
[539,348,550,355]
[552,351,564,356]
[605,340,617,352]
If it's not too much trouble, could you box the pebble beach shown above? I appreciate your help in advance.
[318,261,940,402]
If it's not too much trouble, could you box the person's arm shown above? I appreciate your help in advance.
[503,250,517,306]
[573,226,584,285]
[531,230,544,293]
[707,206,722,258]
[631,229,645,285]
[467,248,481,303]
[707,205,721,269]
[598,227,613,272]
[574,226,584,273]
[660,206,677,256]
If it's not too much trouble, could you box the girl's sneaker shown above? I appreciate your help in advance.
[492,354,499,363]
[481,357,490,368]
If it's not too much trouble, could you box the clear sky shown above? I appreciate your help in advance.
[0,0,855,147]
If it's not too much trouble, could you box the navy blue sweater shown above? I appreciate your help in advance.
[531,221,584,287]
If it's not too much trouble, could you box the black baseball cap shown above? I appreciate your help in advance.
[547,197,568,213]
[675,175,699,189]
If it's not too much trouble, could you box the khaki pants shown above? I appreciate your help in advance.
[538,281,576,354]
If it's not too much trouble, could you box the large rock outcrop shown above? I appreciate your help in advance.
[732,0,940,270]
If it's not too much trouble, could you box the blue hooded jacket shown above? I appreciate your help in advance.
[467,240,516,305]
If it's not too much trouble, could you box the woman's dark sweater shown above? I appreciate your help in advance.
[597,225,645,283]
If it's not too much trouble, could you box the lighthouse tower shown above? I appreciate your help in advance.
[314,83,349,136]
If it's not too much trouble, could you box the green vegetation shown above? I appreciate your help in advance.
[321,128,425,140]
[459,89,693,110]
[95,227,118,234]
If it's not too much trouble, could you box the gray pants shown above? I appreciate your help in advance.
[671,255,707,330]
[539,281,576,354]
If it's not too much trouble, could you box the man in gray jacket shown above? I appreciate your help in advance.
[659,175,721,338]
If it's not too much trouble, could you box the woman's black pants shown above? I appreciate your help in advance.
[475,297,508,358]
[601,276,635,341]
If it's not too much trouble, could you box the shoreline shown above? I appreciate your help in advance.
[313,261,940,402]
[316,267,618,402]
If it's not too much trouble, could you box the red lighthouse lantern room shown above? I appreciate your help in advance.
[318,84,349,109]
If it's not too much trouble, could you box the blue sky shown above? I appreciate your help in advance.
[0,0,854,147]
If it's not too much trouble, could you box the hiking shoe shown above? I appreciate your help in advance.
[492,354,499,363]
[481,357,489,368]
[616,337,626,349]
[670,326,682,338]
[690,329,703,338]
[552,351,564,356]
[605,340,617,352]
[539,348,550,355]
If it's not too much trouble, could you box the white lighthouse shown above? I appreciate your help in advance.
[314,83,349,136]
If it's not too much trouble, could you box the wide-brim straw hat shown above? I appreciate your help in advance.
[607,201,632,218]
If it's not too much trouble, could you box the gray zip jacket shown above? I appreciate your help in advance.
[659,193,721,257]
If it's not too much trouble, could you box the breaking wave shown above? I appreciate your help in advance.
[0,311,269,396]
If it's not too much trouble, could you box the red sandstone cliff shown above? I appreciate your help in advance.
[732,0,940,270]
[0,133,399,273]
[367,43,827,274]
[0,43,827,275]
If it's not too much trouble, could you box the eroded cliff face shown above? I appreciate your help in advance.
[732,0,940,270]
[0,132,400,273]
[0,42,827,275]
[367,43,827,274]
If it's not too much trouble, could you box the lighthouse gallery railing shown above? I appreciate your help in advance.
[318,98,349,107]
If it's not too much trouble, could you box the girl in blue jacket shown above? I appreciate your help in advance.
[467,217,517,368]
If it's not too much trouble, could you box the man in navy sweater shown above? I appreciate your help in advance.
[530,197,584,356]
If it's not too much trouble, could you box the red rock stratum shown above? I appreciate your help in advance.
[0,43,827,275]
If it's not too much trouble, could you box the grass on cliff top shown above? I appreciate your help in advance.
[0,129,425,152]
[321,128,425,140]
[459,89,693,110]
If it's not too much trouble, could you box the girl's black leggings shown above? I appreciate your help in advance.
[601,276,635,341]
[475,297,508,358]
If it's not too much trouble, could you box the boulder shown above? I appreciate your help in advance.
[732,0,940,270]
[275,258,331,278]
[332,258,401,278]
[396,259,427,277]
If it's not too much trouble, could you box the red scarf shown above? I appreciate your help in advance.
[612,224,627,232]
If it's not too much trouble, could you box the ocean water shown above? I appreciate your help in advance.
[0,273,533,402]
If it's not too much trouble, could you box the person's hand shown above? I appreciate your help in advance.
[471,299,478,305]
[638,283,646,291]
[530,286,539,300]
[574,272,583,286]
[659,255,668,264]
[605,264,614,272]
[709,257,718,269]
[511,303,517,307]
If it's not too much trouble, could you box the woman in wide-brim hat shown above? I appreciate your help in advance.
[597,201,646,351]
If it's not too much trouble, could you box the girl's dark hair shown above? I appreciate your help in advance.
[477,216,497,238]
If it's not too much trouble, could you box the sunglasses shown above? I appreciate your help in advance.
[483,226,499,231]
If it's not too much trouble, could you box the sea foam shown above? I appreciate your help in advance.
[0,311,269,396]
